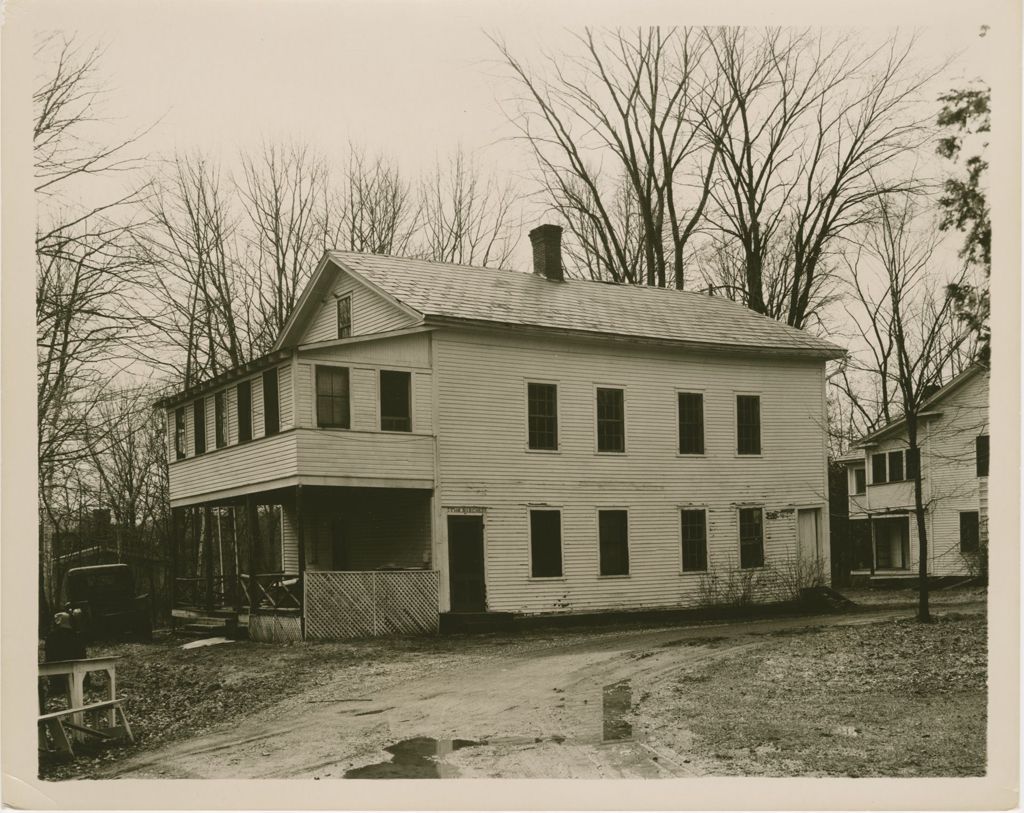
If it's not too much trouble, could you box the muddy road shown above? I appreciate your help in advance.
[108,606,980,779]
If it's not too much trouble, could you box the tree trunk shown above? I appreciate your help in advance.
[908,422,931,622]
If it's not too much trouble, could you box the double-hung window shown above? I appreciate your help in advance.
[596,388,625,453]
[530,509,562,578]
[959,511,980,553]
[236,380,252,443]
[888,450,904,482]
[337,295,352,339]
[174,407,186,460]
[380,370,412,432]
[736,395,761,455]
[316,366,350,429]
[678,392,704,454]
[527,383,558,450]
[214,391,227,448]
[598,510,629,576]
[263,368,280,436]
[976,435,989,477]
[193,398,207,455]
[739,507,764,569]
[872,452,887,485]
[681,509,708,572]
[852,466,866,495]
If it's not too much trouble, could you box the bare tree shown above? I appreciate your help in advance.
[237,141,332,353]
[324,144,419,256]
[34,33,152,573]
[838,191,975,621]
[142,153,254,387]
[494,27,720,288]
[703,27,940,328]
[418,148,520,267]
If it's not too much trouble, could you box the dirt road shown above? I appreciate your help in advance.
[108,605,983,779]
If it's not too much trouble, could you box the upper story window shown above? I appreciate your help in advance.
[237,380,252,443]
[678,392,704,455]
[598,510,629,576]
[527,382,558,451]
[887,450,904,482]
[316,366,350,429]
[852,466,866,495]
[872,452,887,484]
[380,370,412,432]
[596,387,625,453]
[337,295,352,339]
[263,368,280,436]
[872,448,917,484]
[736,395,761,455]
[681,508,708,572]
[738,506,764,569]
[193,398,206,455]
[976,435,989,477]
[960,511,980,553]
[174,407,186,460]
[214,391,227,448]
[530,509,562,578]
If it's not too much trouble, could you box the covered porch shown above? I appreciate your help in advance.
[170,484,438,642]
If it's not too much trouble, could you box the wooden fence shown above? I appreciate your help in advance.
[304,570,440,640]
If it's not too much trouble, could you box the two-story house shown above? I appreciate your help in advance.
[840,364,990,581]
[159,225,845,641]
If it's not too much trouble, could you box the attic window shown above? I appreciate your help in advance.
[337,295,352,339]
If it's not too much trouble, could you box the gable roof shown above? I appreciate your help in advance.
[275,251,845,359]
[851,363,989,448]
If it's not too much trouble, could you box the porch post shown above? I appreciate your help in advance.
[295,486,307,638]
[169,507,180,618]
[869,516,876,575]
[203,506,214,612]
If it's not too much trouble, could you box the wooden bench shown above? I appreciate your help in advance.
[38,657,134,758]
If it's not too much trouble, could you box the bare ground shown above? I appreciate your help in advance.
[38,594,986,781]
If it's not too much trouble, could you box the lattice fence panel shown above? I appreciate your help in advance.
[304,572,375,639]
[304,571,439,640]
[375,571,440,636]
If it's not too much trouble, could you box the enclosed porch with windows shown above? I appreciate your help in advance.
[848,514,913,578]
[170,485,439,643]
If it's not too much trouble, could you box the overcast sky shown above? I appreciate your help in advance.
[25,1,994,299]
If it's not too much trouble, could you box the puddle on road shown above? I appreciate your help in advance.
[343,737,481,779]
[602,680,633,742]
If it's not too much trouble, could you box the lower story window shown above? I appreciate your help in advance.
[681,509,708,572]
[960,511,980,553]
[739,507,764,569]
[598,510,629,576]
[530,509,562,578]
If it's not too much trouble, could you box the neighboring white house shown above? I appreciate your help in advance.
[159,225,845,639]
[840,364,990,580]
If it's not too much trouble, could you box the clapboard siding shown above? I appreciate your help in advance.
[294,334,433,434]
[279,364,293,430]
[293,429,434,483]
[433,328,829,614]
[168,432,299,504]
[301,269,418,344]
[846,368,989,577]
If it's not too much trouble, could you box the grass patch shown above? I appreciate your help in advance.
[643,615,986,776]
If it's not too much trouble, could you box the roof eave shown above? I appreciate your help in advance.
[153,350,293,410]
[421,315,846,360]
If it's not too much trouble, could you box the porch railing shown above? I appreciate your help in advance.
[246,573,302,614]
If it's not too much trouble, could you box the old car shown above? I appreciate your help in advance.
[59,564,152,641]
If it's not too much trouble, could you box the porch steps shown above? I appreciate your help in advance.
[439,611,515,634]
[176,614,247,639]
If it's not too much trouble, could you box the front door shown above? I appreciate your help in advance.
[797,508,823,585]
[447,515,486,612]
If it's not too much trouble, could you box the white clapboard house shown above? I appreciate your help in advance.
[839,364,990,581]
[160,225,845,641]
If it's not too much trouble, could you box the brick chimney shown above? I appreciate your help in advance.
[529,224,564,281]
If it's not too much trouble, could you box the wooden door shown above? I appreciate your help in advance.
[797,508,822,584]
[447,515,486,612]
